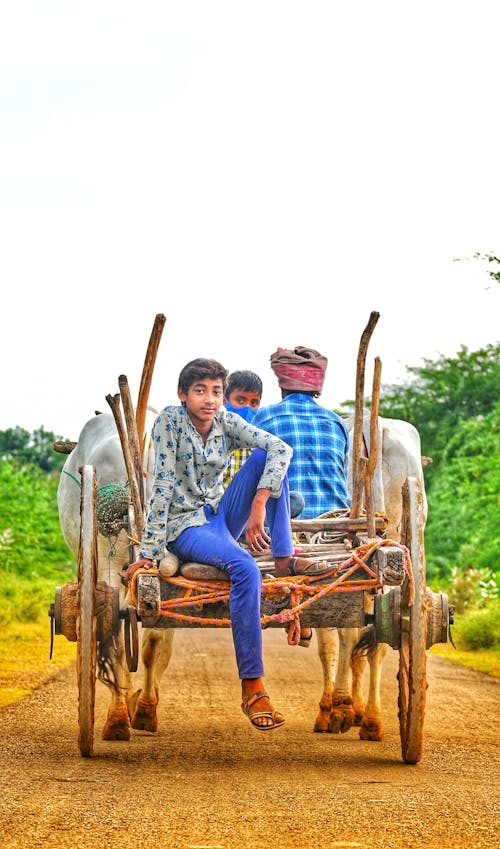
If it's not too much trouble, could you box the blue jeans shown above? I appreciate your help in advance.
[168,449,293,679]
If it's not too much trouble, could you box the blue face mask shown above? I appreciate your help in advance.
[225,401,257,422]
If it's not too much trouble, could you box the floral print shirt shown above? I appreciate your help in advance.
[139,405,292,561]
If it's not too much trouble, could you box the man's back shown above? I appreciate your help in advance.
[253,392,350,519]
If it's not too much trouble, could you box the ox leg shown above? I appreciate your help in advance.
[359,642,387,741]
[129,629,174,733]
[102,631,134,741]
[350,650,367,726]
[329,628,358,734]
[314,628,338,732]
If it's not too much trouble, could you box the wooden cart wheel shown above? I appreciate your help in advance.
[77,465,98,758]
[398,476,428,764]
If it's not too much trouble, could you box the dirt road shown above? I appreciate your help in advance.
[0,628,498,849]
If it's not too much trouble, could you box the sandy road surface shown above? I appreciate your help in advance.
[0,628,498,849]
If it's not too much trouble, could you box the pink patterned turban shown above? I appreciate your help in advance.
[270,346,328,393]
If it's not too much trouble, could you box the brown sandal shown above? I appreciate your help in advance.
[241,690,285,732]
[288,556,336,577]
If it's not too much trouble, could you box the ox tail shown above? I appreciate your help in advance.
[352,625,378,660]
[97,636,120,695]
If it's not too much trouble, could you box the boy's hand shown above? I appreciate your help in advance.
[246,490,271,553]
[246,524,271,553]
[124,558,154,583]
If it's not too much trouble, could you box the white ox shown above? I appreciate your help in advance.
[313,413,428,739]
[58,410,427,742]
[57,411,174,740]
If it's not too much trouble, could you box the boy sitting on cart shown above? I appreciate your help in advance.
[130,357,313,731]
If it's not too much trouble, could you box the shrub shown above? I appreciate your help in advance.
[0,460,73,579]
[447,566,499,614]
[456,601,500,651]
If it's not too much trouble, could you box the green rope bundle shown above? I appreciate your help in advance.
[96,483,130,537]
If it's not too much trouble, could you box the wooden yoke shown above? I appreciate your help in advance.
[350,311,380,519]
[135,313,166,460]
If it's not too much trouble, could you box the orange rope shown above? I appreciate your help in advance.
[127,538,414,639]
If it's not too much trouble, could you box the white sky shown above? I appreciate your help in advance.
[1,1,499,440]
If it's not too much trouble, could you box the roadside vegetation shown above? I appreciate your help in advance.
[340,341,500,677]
[0,445,77,706]
[1,342,499,707]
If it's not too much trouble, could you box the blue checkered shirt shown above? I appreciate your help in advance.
[253,393,351,519]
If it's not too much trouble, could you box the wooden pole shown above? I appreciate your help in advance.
[106,392,144,537]
[365,356,382,537]
[136,314,166,458]
[118,374,145,511]
[351,456,368,522]
[350,311,380,518]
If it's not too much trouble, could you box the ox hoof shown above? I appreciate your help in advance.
[359,722,384,742]
[131,695,159,733]
[353,710,365,727]
[314,708,331,733]
[102,709,131,741]
[328,704,355,734]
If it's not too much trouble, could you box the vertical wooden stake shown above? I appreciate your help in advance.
[119,374,144,511]
[365,356,382,537]
[106,392,144,537]
[350,311,380,518]
[136,314,166,458]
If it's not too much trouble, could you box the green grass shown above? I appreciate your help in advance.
[0,611,76,708]
[428,600,500,677]
[0,568,79,708]
[429,642,500,677]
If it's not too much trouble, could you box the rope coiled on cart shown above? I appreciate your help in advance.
[127,538,414,645]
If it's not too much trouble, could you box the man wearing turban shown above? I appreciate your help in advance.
[253,345,351,547]
[253,346,351,647]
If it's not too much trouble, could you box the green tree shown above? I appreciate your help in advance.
[371,343,500,481]
[474,252,500,283]
[0,459,74,625]
[0,460,72,579]
[425,402,500,581]
[455,252,500,284]
[0,426,66,473]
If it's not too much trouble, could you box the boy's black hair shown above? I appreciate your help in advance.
[226,370,263,398]
[178,358,228,394]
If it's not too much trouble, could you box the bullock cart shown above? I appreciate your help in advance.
[49,311,451,762]
[49,463,451,763]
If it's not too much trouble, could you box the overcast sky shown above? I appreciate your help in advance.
[1,1,499,440]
